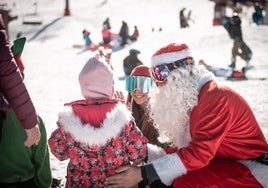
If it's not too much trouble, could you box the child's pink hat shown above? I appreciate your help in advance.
[79,57,113,99]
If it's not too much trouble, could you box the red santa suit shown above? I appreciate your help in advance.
[146,43,268,187]
[49,99,148,188]
[148,80,268,187]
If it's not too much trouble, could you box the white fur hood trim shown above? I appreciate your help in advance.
[58,103,132,146]
[239,160,268,187]
[198,71,216,91]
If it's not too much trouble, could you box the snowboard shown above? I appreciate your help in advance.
[73,44,99,54]
[226,76,267,81]
[226,65,267,81]
[73,44,98,50]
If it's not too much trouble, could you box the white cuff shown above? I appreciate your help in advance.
[147,143,166,162]
[152,153,187,185]
[239,160,268,188]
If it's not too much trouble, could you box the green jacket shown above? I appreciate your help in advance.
[0,110,52,188]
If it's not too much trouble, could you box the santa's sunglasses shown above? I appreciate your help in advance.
[150,57,194,84]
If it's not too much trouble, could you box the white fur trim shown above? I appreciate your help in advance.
[151,50,191,67]
[239,160,268,187]
[198,71,216,91]
[58,103,132,146]
[147,143,166,162]
[151,153,186,186]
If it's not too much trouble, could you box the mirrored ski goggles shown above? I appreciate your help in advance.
[125,76,153,93]
[150,57,194,84]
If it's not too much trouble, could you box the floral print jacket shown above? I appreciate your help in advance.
[48,99,148,188]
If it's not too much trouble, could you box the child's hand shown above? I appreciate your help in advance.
[114,91,125,102]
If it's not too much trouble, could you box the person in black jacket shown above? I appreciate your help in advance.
[123,49,143,76]
[229,12,250,69]
[119,21,129,47]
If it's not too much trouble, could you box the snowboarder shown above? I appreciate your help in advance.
[224,12,252,70]
[179,7,189,28]
[119,21,129,47]
[102,17,111,30]
[252,3,264,25]
[198,59,230,77]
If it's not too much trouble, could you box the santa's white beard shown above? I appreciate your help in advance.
[149,68,199,148]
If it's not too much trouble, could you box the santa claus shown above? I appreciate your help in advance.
[106,43,268,188]
[147,43,268,187]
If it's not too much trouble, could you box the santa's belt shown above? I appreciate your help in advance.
[252,153,268,165]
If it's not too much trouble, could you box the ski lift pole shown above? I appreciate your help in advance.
[34,1,37,14]
[64,0,70,16]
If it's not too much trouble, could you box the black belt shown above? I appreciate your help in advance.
[252,153,268,165]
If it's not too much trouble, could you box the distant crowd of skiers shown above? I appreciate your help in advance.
[82,17,140,49]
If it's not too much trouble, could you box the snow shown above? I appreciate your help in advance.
[4,0,268,184]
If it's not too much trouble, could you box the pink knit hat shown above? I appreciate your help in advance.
[151,43,192,67]
[79,57,113,99]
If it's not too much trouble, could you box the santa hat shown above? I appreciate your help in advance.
[151,43,192,67]
[130,65,150,77]
[79,57,113,99]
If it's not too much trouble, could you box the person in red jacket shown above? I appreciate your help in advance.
[0,14,40,147]
[130,25,139,42]
[106,43,268,188]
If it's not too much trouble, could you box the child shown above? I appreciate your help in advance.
[48,56,148,188]
[130,25,139,42]
[82,29,97,51]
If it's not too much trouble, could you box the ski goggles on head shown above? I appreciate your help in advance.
[125,76,153,93]
[150,57,194,84]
